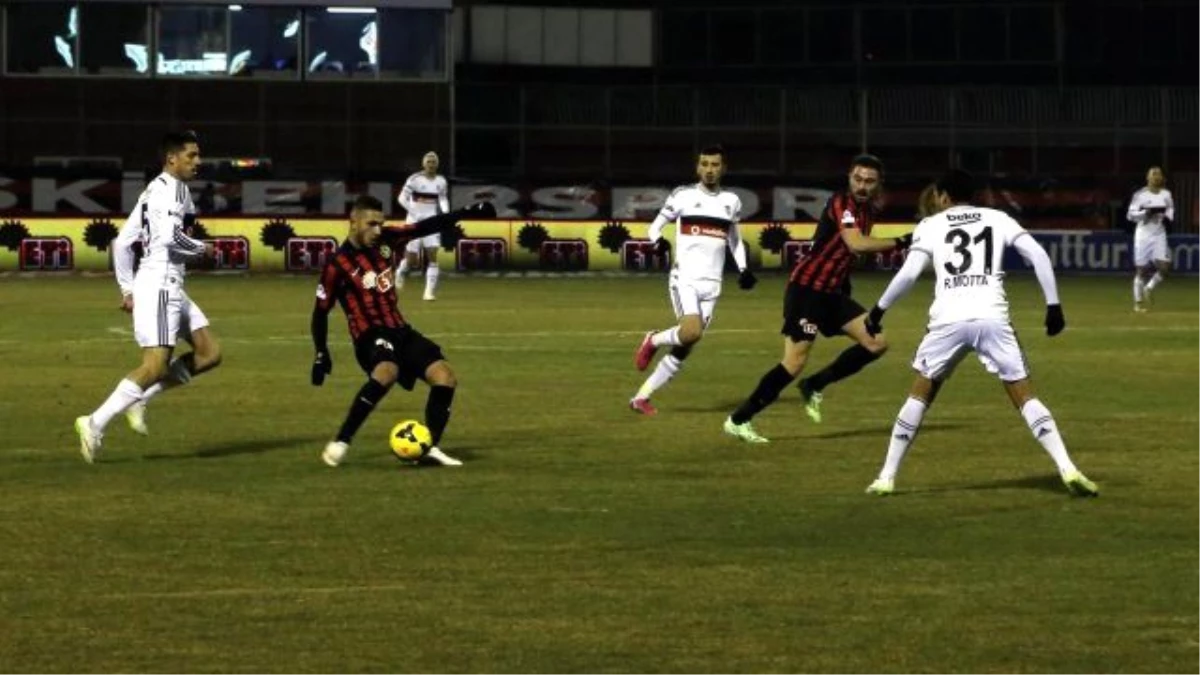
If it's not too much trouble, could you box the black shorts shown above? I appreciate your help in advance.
[781,284,866,342]
[354,325,445,391]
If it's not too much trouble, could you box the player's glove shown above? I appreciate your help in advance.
[864,305,886,337]
[312,350,333,386]
[653,238,671,256]
[894,233,913,249]
[737,269,757,290]
[1044,304,1065,337]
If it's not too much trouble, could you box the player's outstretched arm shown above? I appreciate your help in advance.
[841,227,913,254]
[866,249,930,335]
[1012,234,1065,336]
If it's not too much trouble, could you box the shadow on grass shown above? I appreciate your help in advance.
[911,473,1069,495]
[808,422,964,440]
[142,434,328,461]
[340,445,483,470]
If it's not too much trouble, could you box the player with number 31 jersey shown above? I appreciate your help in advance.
[860,169,1098,498]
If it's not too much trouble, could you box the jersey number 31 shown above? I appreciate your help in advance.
[944,226,994,275]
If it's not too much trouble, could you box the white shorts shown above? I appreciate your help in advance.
[132,283,210,348]
[912,319,1029,383]
[1133,231,1169,267]
[668,271,721,328]
[404,233,441,254]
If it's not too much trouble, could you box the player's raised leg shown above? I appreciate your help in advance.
[1144,256,1170,306]
[78,345,172,463]
[131,300,223,434]
[798,312,888,423]
[397,243,421,291]
[630,281,709,414]
[1004,379,1097,497]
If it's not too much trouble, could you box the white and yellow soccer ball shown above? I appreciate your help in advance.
[389,419,432,461]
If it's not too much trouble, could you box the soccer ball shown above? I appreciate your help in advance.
[389,420,432,461]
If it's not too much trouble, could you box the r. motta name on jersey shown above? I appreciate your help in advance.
[944,273,991,289]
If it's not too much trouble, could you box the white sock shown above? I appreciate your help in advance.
[140,358,193,404]
[425,263,440,296]
[650,327,682,348]
[1020,398,1077,476]
[90,378,145,432]
[398,257,410,278]
[635,354,682,400]
[878,397,927,481]
[1133,275,1145,302]
[1146,272,1164,291]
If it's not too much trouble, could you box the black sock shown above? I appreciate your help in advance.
[336,379,390,443]
[425,385,455,445]
[803,344,880,393]
[731,364,796,424]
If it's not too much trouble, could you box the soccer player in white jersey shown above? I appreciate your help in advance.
[1127,166,1174,312]
[397,151,450,301]
[74,131,220,463]
[861,170,1098,497]
[629,145,757,415]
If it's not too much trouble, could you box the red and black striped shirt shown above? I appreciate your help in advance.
[314,242,406,341]
[789,191,876,293]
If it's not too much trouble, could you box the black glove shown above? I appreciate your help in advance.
[653,238,671,256]
[737,269,757,290]
[894,233,913,249]
[463,201,497,218]
[311,350,333,385]
[1045,304,1065,337]
[864,305,886,337]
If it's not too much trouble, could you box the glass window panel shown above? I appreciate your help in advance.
[80,2,148,76]
[711,10,756,66]
[1009,6,1054,62]
[660,10,708,67]
[377,8,446,79]
[230,6,300,77]
[959,7,1006,62]
[808,8,853,64]
[759,9,805,65]
[306,6,380,78]
[157,5,229,76]
[911,8,955,62]
[861,8,908,63]
[5,2,77,75]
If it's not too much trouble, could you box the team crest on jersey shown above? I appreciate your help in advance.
[841,209,856,225]
[380,244,391,258]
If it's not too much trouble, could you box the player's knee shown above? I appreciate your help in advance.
[678,324,703,345]
[867,338,888,356]
[426,362,456,388]
[198,343,222,370]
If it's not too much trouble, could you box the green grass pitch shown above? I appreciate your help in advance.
[0,273,1195,673]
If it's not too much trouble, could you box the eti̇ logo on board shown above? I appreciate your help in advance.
[20,237,74,270]
[287,237,338,272]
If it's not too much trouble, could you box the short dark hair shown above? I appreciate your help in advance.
[850,153,884,175]
[935,169,976,203]
[352,194,384,213]
[699,144,725,158]
[161,130,199,160]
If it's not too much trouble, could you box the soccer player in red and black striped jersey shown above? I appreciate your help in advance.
[724,154,912,443]
[310,195,493,467]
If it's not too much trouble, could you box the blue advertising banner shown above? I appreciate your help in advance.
[1001,231,1199,274]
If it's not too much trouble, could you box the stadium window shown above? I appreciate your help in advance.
[759,9,806,65]
[1062,2,1102,63]
[1139,3,1180,64]
[807,7,853,64]
[710,10,756,66]
[861,8,908,63]
[230,6,301,78]
[1009,6,1054,62]
[910,7,955,62]
[377,9,447,79]
[80,2,149,76]
[305,6,382,78]
[660,10,708,67]
[4,2,77,75]
[155,5,228,77]
[958,6,1006,62]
